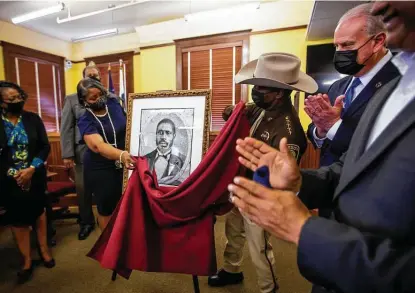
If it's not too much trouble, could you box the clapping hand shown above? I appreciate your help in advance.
[229,177,311,245]
[304,93,344,138]
[236,137,302,193]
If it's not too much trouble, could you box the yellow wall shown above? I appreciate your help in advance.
[0,46,5,81]
[64,62,86,96]
[130,31,333,130]
[250,28,311,128]
[137,45,176,93]
[133,54,141,93]
[0,20,72,59]
[72,32,140,61]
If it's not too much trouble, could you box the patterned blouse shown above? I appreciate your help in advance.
[1,115,44,177]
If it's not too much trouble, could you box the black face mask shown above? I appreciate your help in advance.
[2,101,25,115]
[252,88,273,109]
[333,36,376,75]
[87,97,106,111]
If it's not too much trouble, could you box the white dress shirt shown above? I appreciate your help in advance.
[366,51,415,150]
[313,51,393,147]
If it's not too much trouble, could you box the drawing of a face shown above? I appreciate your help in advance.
[156,119,176,154]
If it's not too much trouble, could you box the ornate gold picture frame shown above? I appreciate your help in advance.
[123,89,212,190]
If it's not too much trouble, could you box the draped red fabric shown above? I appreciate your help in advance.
[87,102,249,278]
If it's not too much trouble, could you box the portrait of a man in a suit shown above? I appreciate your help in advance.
[144,118,187,185]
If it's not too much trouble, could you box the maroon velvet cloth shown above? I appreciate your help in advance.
[87,102,249,278]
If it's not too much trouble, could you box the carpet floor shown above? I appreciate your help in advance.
[0,214,311,293]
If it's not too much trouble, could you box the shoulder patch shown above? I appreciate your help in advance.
[287,144,300,160]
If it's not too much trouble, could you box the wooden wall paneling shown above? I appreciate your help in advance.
[2,42,66,104]
[175,30,251,95]
[97,63,121,95]
[38,63,58,132]
[182,52,188,90]
[18,59,39,115]
[47,134,68,182]
[234,46,242,104]
[190,50,210,90]
[85,51,134,95]
[299,140,321,169]
[212,47,234,131]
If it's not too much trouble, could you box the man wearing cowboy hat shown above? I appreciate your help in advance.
[208,52,317,293]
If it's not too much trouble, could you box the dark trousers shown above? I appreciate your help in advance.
[75,163,94,226]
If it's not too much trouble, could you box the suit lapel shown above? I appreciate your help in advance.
[332,77,351,104]
[343,61,400,118]
[334,76,402,198]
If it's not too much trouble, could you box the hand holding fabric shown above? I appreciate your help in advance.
[229,176,311,245]
[304,94,343,138]
[121,152,136,170]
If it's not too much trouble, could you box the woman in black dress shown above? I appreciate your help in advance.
[0,81,55,284]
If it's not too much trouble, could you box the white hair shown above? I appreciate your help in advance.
[338,3,386,36]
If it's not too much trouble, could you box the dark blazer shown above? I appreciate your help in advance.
[145,149,185,179]
[307,59,400,166]
[297,76,415,293]
[0,111,50,190]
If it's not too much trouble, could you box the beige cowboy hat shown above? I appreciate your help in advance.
[235,52,318,94]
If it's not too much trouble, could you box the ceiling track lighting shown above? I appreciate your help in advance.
[71,28,119,43]
[57,0,150,24]
[12,2,65,24]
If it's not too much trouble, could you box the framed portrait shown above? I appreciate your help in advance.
[124,90,211,188]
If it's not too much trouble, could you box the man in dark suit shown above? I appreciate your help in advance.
[307,3,401,220]
[60,61,100,240]
[228,1,415,292]
[144,118,185,185]
[305,3,400,168]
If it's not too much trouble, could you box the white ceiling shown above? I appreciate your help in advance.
[307,0,367,41]
[0,0,254,42]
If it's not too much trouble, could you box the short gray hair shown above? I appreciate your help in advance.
[338,3,386,36]
[77,78,108,105]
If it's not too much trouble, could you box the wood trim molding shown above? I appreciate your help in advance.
[84,51,134,64]
[134,51,141,56]
[84,51,134,94]
[182,41,243,53]
[70,60,85,64]
[2,41,66,102]
[2,41,65,63]
[174,30,251,44]
[175,30,250,97]
[140,42,175,50]
[251,25,308,35]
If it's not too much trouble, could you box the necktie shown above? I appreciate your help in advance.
[344,78,361,111]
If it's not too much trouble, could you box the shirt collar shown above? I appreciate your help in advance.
[357,50,393,87]
[392,51,415,76]
[156,149,171,159]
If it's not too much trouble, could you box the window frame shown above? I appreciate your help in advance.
[174,30,250,100]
